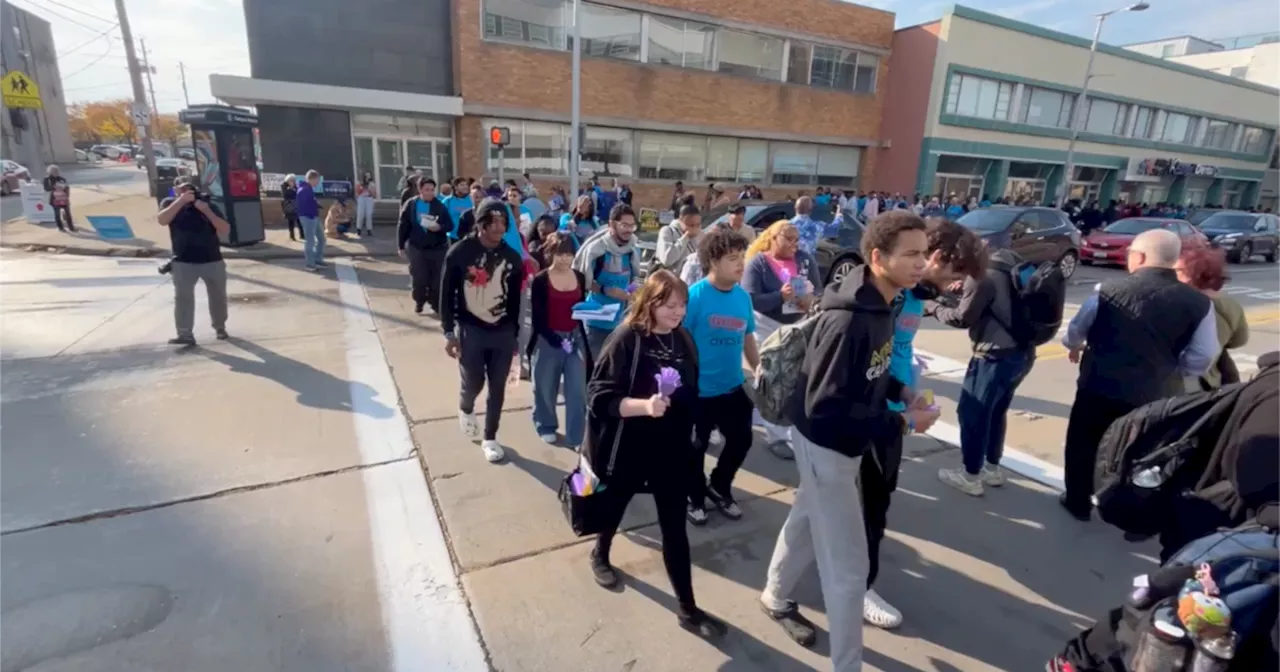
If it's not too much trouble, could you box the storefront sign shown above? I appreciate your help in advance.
[1132,157,1218,178]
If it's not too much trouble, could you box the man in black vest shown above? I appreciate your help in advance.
[1059,228,1218,520]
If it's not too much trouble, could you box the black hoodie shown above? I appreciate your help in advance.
[787,264,906,458]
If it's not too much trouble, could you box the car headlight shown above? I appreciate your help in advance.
[1214,233,1241,243]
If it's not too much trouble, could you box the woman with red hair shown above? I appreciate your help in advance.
[1174,244,1250,390]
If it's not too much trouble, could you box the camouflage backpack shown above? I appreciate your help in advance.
[749,313,821,426]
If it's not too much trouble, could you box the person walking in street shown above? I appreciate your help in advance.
[560,195,599,245]
[398,177,454,315]
[583,269,727,639]
[1174,245,1249,392]
[930,240,1038,497]
[455,183,487,240]
[296,170,325,271]
[441,199,525,463]
[43,165,75,232]
[1059,228,1219,521]
[281,174,301,242]
[759,211,941,671]
[679,203,755,285]
[574,204,642,358]
[741,220,821,459]
[399,173,419,208]
[355,171,376,236]
[656,204,703,272]
[685,228,759,525]
[158,176,232,346]
[528,232,591,449]
[791,196,833,257]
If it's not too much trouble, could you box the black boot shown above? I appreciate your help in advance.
[589,550,618,588]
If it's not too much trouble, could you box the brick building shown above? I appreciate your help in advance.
[212,0,893,212]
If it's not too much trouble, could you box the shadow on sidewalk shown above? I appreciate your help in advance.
[225,266,430,334]
[198,338,394,419]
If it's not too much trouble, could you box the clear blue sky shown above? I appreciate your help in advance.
[10,0,1278,113]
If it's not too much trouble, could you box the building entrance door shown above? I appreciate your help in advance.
[355,137,456,201]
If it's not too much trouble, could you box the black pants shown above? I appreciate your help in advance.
[458,323,517,441]
[594,483,695,608]
[1063,388,1137,511]
[286,213,301,240]
[861,437,896,588]
[691,386,754,508]
[408,245,446,311]
[53,204,74,230]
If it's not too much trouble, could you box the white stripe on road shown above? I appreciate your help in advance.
[336,259,489,671]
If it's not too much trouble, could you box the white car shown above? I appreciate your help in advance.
[75,148,102,164]
[1,159,31,196]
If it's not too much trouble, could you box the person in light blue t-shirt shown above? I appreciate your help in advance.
[683,227,759,526]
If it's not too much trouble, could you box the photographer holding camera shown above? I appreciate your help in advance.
[158,176,231,346]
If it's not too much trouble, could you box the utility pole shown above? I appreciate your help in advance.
[569,0,582,201]
[139,39,159,116]
[179,61,190,107]
[114,0,157,195]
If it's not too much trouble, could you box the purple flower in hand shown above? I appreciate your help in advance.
[777,267,791,283]
[561,337,574,354]
[626,280,641,294]
[655,366,681,397]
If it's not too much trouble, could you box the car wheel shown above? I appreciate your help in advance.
[1058,250,1079,279]
[1265,247,1277,263]
[1237,243,1252,264]
[828,257,858,286]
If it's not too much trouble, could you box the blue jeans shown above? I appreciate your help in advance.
[956,349,1034,475]
[586,327,613,360]
[299,216,325,266]
[531,332,587,446]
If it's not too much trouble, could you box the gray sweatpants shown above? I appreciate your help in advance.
[458,323,518,441]
[762,432,868,672]
[172,260,228,339]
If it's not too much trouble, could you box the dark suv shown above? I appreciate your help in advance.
[1197,211,1279,263]
[955,206,1082,278]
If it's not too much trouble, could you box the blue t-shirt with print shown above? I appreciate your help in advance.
[586,249,633,332]
[444,196,472,239]
[683,279,756,398]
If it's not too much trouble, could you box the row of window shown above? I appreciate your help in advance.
[484,119,862,186]
[482,0,877,94]
[944,72,1274,155]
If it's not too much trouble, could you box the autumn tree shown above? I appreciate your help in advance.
[153,113,187,151]
[65,99,137,145]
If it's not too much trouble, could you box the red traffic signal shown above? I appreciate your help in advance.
[489,126,510,148]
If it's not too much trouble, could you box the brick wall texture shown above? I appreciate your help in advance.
[453,0,893,210]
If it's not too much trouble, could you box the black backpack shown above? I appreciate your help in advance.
[1092,383,1247,536]
[992,258,1065,347]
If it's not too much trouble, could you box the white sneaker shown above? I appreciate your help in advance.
[458,411,480,438]
[481,440,505,463]
[538,433,558,444]
[863,588,903,629]
[938,467,984,496]
[980,464,1006,487]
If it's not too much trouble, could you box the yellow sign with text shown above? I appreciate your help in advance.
[2,71,42,109]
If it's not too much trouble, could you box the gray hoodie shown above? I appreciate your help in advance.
[655,220,699,271]
[930,249,1024,354]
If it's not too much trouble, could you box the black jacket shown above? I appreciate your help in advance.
[787,265,905,457]
[397,196,454,250]
[439,223,524,334]
[526,269,592,371]
[456,209,478,240]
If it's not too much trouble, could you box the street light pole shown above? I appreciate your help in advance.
[569,0,582,202]
[1058,2,1149,208]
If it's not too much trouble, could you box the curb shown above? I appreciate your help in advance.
[0,242,402,261]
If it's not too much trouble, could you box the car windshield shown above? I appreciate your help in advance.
[1188,210,1220,225]
[956,208,1020,233]
[1104,219,1167,235]
[1199,212,1258,231]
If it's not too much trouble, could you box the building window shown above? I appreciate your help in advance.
[1019,87,1074,128]
[1083,98,1127,136]
[770,143,820,185]
[809,45,857,90]
[785,41,876,93]
[1130,106,1155,139]
[715,29,784,80]
[786,43,811,85]
[738,139,768,182]
[638,132,706,181]
[1201,119,1235,150]
[706,137,739,182]
[485,120,568,175]
[853,54,877,94]
[816,146,859,186]
[575,3,641,61]
[581,126,633,177]
[648,16,715,70]
[944,73,1013,121]
[1160,112,1196,144]
[1240,126,1274,155]
[482,0,567,50]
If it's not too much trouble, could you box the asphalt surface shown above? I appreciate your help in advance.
[0,164,148,224]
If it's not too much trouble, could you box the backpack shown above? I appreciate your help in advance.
[749,313,821,425]
[1092,383,1247,536]
[993,259,1065,347]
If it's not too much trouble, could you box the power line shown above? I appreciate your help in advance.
[57,25,118,58]
[38,0,115,24]
[9,0,103,33]
[61,40,113,79]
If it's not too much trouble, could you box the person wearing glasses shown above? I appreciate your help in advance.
[573,203,642,358]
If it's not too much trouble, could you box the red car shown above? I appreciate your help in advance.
[1080,218,1207,267]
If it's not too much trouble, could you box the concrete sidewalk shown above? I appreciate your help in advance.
[0,194,401,260]
[355,257,1161,672]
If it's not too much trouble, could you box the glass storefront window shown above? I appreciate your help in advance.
[582,127,633,177]
[637,132,706,181]
[771,143,820,185]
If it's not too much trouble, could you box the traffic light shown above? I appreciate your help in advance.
[489,126,510,148]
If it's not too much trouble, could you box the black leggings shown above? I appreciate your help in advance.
[286,214,302,239]
[594,484,695,609]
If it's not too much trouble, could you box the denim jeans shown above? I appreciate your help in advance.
[299,216,325,266]
[956,349,1035,475]
[355,195,374,232]
[531,332,587,446]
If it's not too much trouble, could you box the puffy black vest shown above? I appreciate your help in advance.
[1080,267,1210,406]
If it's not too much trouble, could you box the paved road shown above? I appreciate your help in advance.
[1,248,1166,671]
[0,164,147,224]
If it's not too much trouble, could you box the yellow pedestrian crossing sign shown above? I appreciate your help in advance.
[2,71,42,109]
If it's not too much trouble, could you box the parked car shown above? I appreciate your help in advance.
[957,206,1082,278]
[154,158,190,179]
[1187,208,1224,227]
[1198,210,1279,263]
[75,148,102,164]
[135,149,170,168]
[1080,217,1208,267]
[177,148,195,160]
[1,159,31,196]
[90,144,123,159]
